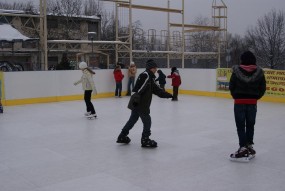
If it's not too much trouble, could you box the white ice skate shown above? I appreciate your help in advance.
[85,113,97,120]
[229,154,255,163]
[84,112,91,116]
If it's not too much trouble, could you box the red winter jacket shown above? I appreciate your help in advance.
[167,72,181,87]
[113,70,124,82]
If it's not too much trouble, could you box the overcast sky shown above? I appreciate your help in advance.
[3,0,285,36]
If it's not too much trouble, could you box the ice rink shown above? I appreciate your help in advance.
[0,95,285,191]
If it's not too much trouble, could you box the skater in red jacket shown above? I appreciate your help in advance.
[167,67,181,101]
[113,65,124,97]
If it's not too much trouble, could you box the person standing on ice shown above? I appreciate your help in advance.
[116,59,173,148]
[74,61,97,118]
[126,61,137,96]
[229,51,266,160]
[155,69,167,91]
[167,67,181,101]
[113,65,124,98]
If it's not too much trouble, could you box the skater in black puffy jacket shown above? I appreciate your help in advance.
[229,51,266,160]
[116,59,173,147]
[155,69,166,91]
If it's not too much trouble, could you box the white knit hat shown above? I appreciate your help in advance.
[79,62,87,69]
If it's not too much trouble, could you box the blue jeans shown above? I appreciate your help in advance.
[121,109,152,138]
[127,77,135,95]
[115,82,122,96]
[234,104,257,147]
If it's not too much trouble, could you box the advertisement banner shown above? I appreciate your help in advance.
[216,68,285,97]
[264,70,285,97]
[216,68,232,91]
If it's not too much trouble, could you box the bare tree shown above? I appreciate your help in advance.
[47,0,83,40]
[83,0,102,16]
[100,10,116,41]
[0,1,36,13]
[245,9,285,69]
[227,33,247,67]
[187,16,218,52]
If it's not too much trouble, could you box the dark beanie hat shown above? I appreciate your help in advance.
[240,51,256,65]
[146,59,158,69]
[171,67,177,72]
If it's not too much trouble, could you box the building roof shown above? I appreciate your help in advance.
[0,23,30,41]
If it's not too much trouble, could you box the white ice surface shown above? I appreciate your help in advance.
[0,95,285,191]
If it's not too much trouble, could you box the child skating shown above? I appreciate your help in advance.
[113,65,124,97]
[167,67,181,101]
[74,61,97,119]
[155,69,166,91]
[229,51,266,162]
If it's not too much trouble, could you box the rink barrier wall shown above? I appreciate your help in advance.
[1,69,284,106]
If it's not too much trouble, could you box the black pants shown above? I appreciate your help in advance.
[160,84,165,91]
[121,109,152,138]
[234,104,257,147]
[84,90,95,114]
[173,86,179,100]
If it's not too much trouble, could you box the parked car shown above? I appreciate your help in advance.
[0,61,24,71]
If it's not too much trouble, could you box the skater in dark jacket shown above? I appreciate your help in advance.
[155,69,166,91]
[229,51,266,160]
[116,59,173,147]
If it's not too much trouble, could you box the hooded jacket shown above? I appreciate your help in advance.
[113,69,124,82]
[167,69,181,87]
[128,70,172,114]
[229,65,266,103]
[74,69,97,94]
[155,70,166,85]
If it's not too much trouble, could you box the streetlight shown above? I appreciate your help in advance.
[88,32,96,53]
[226,48,231,68]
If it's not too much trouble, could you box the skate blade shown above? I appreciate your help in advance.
[141,145,158,148]
[85,115,97,119]
[229,155,255,163]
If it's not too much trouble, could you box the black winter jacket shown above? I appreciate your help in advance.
[128,70,172,114]
[155,72,166,85]
[229,65,266,100]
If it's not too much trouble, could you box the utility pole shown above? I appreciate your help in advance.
[40,0,48,70]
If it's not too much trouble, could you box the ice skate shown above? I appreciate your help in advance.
[84,111,91,116]
[0,105,3,113]
[85,113,97,120]
[116,135,131,144]
[229,147,254,162]
[141,137,157,148]
[247,144,256,155]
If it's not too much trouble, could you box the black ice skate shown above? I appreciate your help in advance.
[229,147,255,162]
[116,135,131,144]
[141,137,157,148]
[247,144,256,155]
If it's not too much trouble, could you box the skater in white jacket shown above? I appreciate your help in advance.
[74,62,97,118]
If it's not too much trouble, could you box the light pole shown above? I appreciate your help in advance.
[88,32,96,53]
